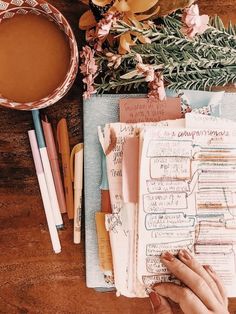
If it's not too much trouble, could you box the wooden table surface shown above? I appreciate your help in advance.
[0,1,236,313]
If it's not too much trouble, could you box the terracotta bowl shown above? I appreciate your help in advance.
[0,0,78,110]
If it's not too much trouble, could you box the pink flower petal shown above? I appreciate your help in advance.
[182,4,209,38]
[135,54,143,63]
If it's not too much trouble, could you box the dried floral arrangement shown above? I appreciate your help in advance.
[79,1,236,99]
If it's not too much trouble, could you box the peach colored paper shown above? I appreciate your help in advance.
[119,97,182,123]
[122,137,139,203]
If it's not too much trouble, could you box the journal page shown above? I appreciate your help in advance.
[98,120,184,297]
[138,127,236,297]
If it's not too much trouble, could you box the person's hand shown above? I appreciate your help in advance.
[150,250,229,314]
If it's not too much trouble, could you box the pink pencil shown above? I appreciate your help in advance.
[42,116,67,214]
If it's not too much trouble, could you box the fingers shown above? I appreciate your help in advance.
[160,252,218,311]
[153,283,209,314]
[178,250,223,302]
[149,292,173,314]
[203,265,228,307]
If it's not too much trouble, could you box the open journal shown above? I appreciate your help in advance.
[98,113,236,298]
[83,91,236,292]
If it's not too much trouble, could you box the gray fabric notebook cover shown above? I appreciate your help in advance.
[83,91,233,289]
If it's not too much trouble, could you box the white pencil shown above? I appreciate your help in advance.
[32,110,63,229]
[28,130,61,254]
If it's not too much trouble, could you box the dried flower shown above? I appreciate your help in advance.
[85,13,118,52]
[79,0,193,30]
[83,87,96,99]
[85,28,97,44]
[86,29,103,51]
[135,54,155,82]
[79,8,236,97]
[148,73,166,100]
[80,46,98,75]
[97,13,114,39]
[118,32,136,54]
[80,46,98,99]
[106,52,122,69]
[82,74,97,99]
[143,20,155,29]
[182,4,209,38]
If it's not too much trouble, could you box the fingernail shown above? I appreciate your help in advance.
[205,265,215,273]
[179,249,192,260]
[208,266,215,273]
[149,291,161,312]
[161,251,175,262]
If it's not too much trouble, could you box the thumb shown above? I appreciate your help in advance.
[149,292,174,314]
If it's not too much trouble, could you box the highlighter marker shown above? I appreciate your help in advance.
[57,118,74,219]
[32,110,63,229]
[42,115,67,214]
[28,130,61,254]
[70,143,84,243]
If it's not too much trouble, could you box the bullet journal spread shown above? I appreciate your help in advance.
[83,91,236,291]
[98,115,236,298]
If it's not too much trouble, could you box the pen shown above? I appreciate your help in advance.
[70,143,83,244]
[95,151,114,284]
[28,130,61,254]
[42,115,67,214]
[100,152,112,214]
[57,118,74,219]
[32,110,64,229]
[97,126,112,214]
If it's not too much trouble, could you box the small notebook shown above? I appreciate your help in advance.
[83,90,230,290]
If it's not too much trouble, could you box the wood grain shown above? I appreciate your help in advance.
[0,1,236,313]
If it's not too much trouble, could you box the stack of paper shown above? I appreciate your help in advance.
[100,114,236,298]
[84,91,236,291]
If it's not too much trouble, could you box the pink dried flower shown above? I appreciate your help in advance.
[80,46,98,76]
[106,52,122,69]
[135,53,143,64]
[82,74,96,99]
[135,54,155,82]
[97,13,116,40]
[80,46,98,99]
[85,13,117,52]
[182,4,209,38]
[83,86,96,99]
[85,29,103,52]
[148,73,166,101]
